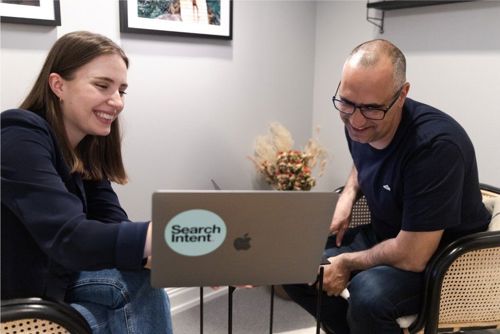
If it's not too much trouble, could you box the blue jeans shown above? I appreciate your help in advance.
[283,225,423,334]
[65,269,173,334]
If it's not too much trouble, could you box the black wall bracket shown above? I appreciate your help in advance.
[366,2,385,34]
[366,1,477,34]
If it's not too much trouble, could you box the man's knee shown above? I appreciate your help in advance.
[347,269,396,321]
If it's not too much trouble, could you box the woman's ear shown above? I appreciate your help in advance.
[48,73,64,100]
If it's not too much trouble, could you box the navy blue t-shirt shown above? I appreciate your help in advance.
[347,98,490,245]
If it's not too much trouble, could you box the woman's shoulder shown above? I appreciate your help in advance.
[2,108,50,130]
[1,109,57,151]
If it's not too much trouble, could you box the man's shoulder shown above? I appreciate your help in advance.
[404,98,449,120]
[402,98,467,140]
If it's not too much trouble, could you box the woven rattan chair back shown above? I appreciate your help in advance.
[349,195,371,228]
[434,188,500,332]
[437,247,500,331]
[346,186,500,334]
[2,318,71,334]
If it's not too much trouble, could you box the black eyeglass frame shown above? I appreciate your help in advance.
[332,82,404,120]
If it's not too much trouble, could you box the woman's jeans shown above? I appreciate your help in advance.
[65,269,173,334]
[283,225,424,334]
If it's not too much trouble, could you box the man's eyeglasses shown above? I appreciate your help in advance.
[332,82,404,120]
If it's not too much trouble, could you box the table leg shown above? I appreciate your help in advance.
[269,285,275,333]
[200,287,204,334]
[228,286,236,334]
[316,267,324,334]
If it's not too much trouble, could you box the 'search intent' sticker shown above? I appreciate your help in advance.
[164,209,227,256]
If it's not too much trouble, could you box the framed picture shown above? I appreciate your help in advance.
[0,0,61,26]
[119,0,232,40]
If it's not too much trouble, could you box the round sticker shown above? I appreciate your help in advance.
[164,209,227,256]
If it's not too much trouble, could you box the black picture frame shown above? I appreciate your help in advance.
[0,0,61,26]
[119,0,232,40]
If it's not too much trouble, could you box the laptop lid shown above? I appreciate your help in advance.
[151,190,337,287]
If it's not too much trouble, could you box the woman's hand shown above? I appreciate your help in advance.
[211,285,254,290]
[144,256,152,270]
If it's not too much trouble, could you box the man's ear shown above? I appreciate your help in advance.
[398,82,411,107]
[48,73,64,100]
[401,82,410,98]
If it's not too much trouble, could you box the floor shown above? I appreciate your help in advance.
[172,286,323,334]
[172,286,499,333]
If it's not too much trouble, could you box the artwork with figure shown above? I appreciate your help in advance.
[138,0,221,25]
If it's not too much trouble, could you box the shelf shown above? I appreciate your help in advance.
[366,0,477,33]
[367,0,475,11]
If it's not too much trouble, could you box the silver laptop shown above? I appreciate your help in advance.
[151,190,337,287]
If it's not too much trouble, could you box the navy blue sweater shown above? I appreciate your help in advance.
[1,109,148,300]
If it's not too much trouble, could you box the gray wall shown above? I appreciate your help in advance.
[1,0,317,220]
[312,0,500,191]
[1,0,499,221]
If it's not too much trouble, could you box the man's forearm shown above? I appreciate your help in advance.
[341,165,361,205]
[339,228,444,273]
[340,237,426,273]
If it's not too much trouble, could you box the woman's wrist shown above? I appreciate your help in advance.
[143,256,152,269]
[143,222,152,258]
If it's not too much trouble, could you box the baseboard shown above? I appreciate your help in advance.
[166,287,228,315]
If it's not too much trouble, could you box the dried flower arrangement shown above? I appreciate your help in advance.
[250,122,328,191]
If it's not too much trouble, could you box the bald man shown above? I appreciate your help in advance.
[283,39,490,334]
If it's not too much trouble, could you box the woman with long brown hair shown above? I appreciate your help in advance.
[1,31,172,333]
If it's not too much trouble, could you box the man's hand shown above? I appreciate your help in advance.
[331,165,360,246]
[321,255,350,296]
[329,199,352,246]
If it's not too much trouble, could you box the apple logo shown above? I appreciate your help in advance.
[233,233,251,250]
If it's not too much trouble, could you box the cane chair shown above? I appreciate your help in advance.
[1,297,91,334]
[342,184,500,334]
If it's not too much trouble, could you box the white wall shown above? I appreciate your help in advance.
[312,0,500,190]
[2,0,499,220]
[117,0,317,219]
[1,0,317,220]
[382,1,500,188]
[311,0,377,190]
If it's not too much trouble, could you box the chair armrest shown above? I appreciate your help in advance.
[409,230,500,334]
[480,183,500,196]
